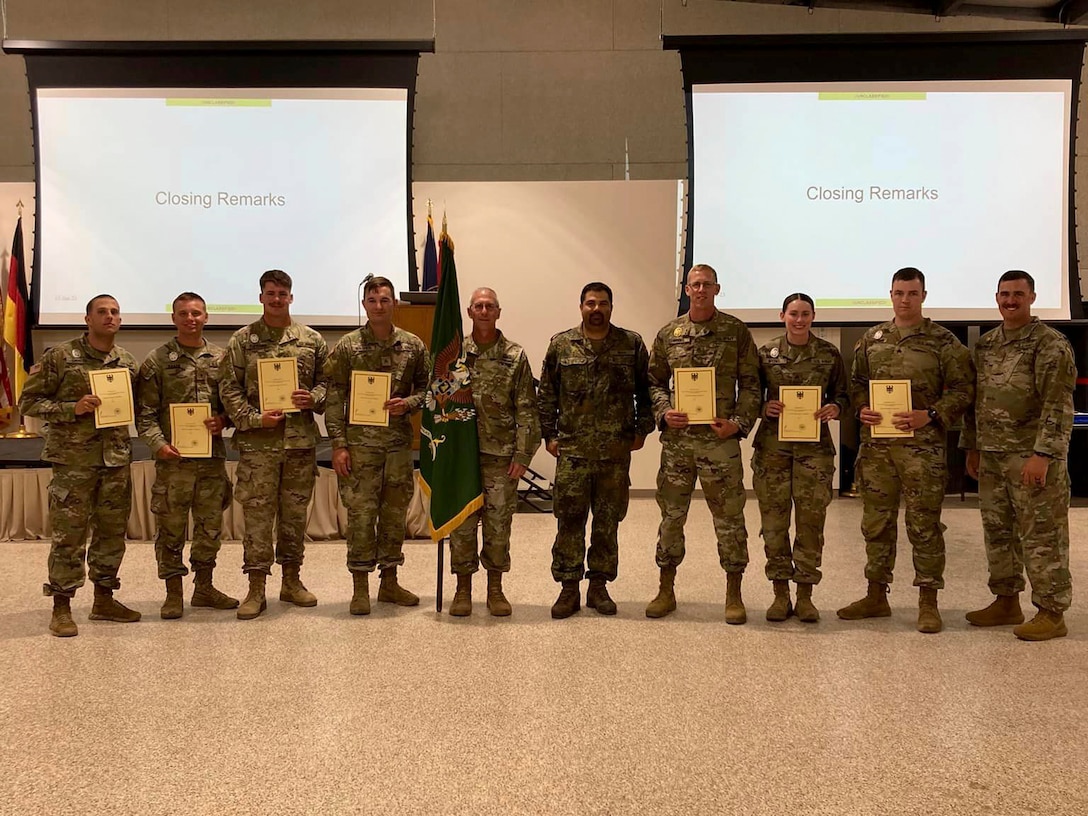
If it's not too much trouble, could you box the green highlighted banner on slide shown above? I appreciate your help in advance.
[163,304,263,314]
[818,92,926,101]
[166,99,272,107]
[816,299,892,308]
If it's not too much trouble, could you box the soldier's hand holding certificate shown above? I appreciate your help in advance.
[349,371,391,426]
[674,367,716,425]
[170,403,212,458]
[868,379,914,438]
[88,368,134,428]
[257,357,300,413]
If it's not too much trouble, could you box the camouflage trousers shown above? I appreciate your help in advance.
[337,445,413,573]
[857,442,946,589]
[551,453,631,583]
[655,436,748,573]
[235,448,316,575]
[151,458,230,580]
[752,445,834,584]
[978,450,1072,613]
[450,453,517,575]
[43,463,132,598]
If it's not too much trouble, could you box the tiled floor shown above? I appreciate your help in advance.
[2,497,1085,816]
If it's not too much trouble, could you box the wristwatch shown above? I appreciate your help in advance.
[926,407,939,425]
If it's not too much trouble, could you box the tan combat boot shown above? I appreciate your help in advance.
[486,570,512,617]
[645,566,677,619]
[237,572,267,620]
[450,574,473,617]
[586,578,617,616]
[725,572,746,625]
[49,596,78,637]
[89,585,141,623]
[377,567,420,606]
[191,567,239,610]
[349,571,371,616]
[280,564,317,607]
[795,583,819,623]
[836,581,892,620]
[917,587,942,634]
[160,575,184,620]
[966,594,1024,627]
[551,580,581,619]
[765,579,792,622]
[1013,609,1068,641]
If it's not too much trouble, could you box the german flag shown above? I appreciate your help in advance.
[3,216,32,400]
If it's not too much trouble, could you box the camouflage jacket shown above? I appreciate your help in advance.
[137,338,228,459]
[754,334,849,455]
[324,324,428,450]
[648,310,761,442]
[961,318,1075,458]
[851,318,975,446]
[218,319,328,452]
[464,331,541,465]
[18,334,138,466]
[539,324,654,461]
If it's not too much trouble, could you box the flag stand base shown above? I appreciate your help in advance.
[1,422,39,439]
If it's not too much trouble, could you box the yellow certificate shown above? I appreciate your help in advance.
[869,379,914,438]
[257,357,300,413]
[778,385,822,443]
[170,403,212,458]
[88,368,134,429]
[674,367,716,425]
[350,371,391,426]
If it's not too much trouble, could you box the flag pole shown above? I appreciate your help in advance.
[1,201,37,438]
[436,537,445,613]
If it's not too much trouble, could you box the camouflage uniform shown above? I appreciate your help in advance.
[449,332,541,575]
[539,325,654,583]
[324,324,428,572]
[962,317,1075,613]
[19,335,138,597]
[753,334,849,584]
[218,319,327,575]
[649,311,761,572]
[851,318,975,589]
[136,338,232,580]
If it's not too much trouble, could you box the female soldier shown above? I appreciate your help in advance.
[753,293,848,622]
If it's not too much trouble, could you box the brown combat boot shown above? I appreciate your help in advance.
[586,578,617,616]
[377,567,420,606]
[191,568,239,609]
[1013,609,1068,641]
[349,571,371,616]
[795,583,819,623]
[49,596,78,638]
[917,587,942,634]
[966,594,1024,627]
[837,581,892,620]
[646,566,677,619]
[450,574,473,617]
[765,579,792,622]
[486,570,512,617]
[279,564,317,607]
[160,575,184,620]
[89,585,141,623]
[237,572,267,620]
[725,572,746,625]
[551,580,581,619]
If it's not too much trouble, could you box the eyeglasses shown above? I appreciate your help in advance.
[688,282,716,291]
[470,303,499,312]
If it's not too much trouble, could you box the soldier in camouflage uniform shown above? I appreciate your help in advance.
[838,268,975,634]
[325,276,428,615]
[752,293,849,624]
[645,264,761,624]
[962,270,1075,641]
[20,295,141,637]
[218,270,328,620]
[447,287,540,617]
[539,281,654,619]
[136,292,238,620]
